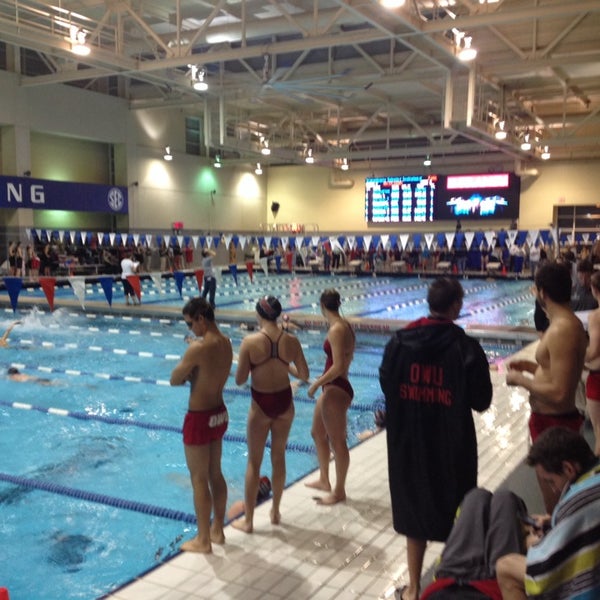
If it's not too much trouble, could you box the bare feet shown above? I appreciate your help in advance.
[304,479,331,492]
[231,518,253,533]
[181,536,212,553]
[270,508,281,525]
[210,526,225,544]
[314,492,346,505]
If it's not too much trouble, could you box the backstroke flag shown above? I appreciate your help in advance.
[194,269,204,292]
[126,275,142,302]
[230,264,238,285]
[39,277,56,311]
[173,271,185,298]
[98,276,113,307]
[68,276,86,309]
[3,277,22,312]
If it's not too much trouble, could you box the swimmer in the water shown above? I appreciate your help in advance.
[227,476,272,521]
[7,366,54,385]
[0,320,21,348]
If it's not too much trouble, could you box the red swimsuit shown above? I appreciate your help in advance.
[250,331,293,418]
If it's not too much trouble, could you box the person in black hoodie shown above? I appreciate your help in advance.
[379,277,493,600]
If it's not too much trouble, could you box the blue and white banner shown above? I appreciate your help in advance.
[0,176,128,213]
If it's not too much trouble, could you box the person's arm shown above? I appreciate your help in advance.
[307,324,347,397]
[170,343,201,386]
[585,311,600,365]
[496,554,528,600]
[288,336,309,382]
[507,359,538,374]
[235,338,251,386]
[466,340,493,412]
[507,326,581,407]
[0,320,21,345]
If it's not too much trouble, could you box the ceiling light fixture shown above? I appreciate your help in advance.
[423,155,432,167]
[541,146,551,160]
[163,146,173,161]
[494,120,507,140]
[255,162,263,175]
[340,157,349,171]
[454,30,477,62]
[458,36,477,61]
[305,148,315,164]
[190,65,208,91]
[260,137,271,156]
[214,154,222,168]
[520,132,532,151]
[69,26,90,56]
[379,0,406,8]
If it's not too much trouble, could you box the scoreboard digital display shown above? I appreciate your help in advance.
[434,172,521,220]
[364,175,438,223]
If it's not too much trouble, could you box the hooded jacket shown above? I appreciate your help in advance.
[379,317,493,541]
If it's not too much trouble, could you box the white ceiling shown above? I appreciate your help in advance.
[2,0,600,170]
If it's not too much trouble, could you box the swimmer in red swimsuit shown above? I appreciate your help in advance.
[170,297,233,554]
[306,288,355,505]
[234,295,309,532]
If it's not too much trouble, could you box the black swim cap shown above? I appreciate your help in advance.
[257,476,272,501]
[7,367,19,375]
[256,296,282,321]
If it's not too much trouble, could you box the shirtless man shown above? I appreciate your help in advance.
[506,261,587,508]
[170,297,233,553]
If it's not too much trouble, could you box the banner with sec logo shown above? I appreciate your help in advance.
[0,176,128,213]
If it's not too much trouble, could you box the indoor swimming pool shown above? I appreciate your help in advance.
[10,271,537,329]
[0,308,386,599]
[0,270,536,600]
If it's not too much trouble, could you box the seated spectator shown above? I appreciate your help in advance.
[418,427,600,600]
[496,427,600,599]
[420,487,528,600]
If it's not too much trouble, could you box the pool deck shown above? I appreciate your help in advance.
[101,349,538,600]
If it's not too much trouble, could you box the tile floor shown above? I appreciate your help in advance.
[103,352,534,600]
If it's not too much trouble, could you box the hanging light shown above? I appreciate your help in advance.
[214,154,222,168]
[340,157,349,171]
[305,148,315,164]
[458,36,477,61]
[163,146,173,161]
[69,26,90,56]
[423,155,432,167]
[380,0,406,8]
[495,120,507,140]
[190,65,208,91]
[454,30,477,62]
[260,137,271,156]
[520,132,532,151]
[541,146,551,160]
[255,162,263,175]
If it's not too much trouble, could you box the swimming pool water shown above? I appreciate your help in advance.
[0,299,530,600]
[0,309,384,600]
[10,272,537,328]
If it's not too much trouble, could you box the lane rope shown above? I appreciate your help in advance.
[0,471,197,524]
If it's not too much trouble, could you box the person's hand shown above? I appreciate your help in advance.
[307,382,318,398]
[506,368,520,387]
